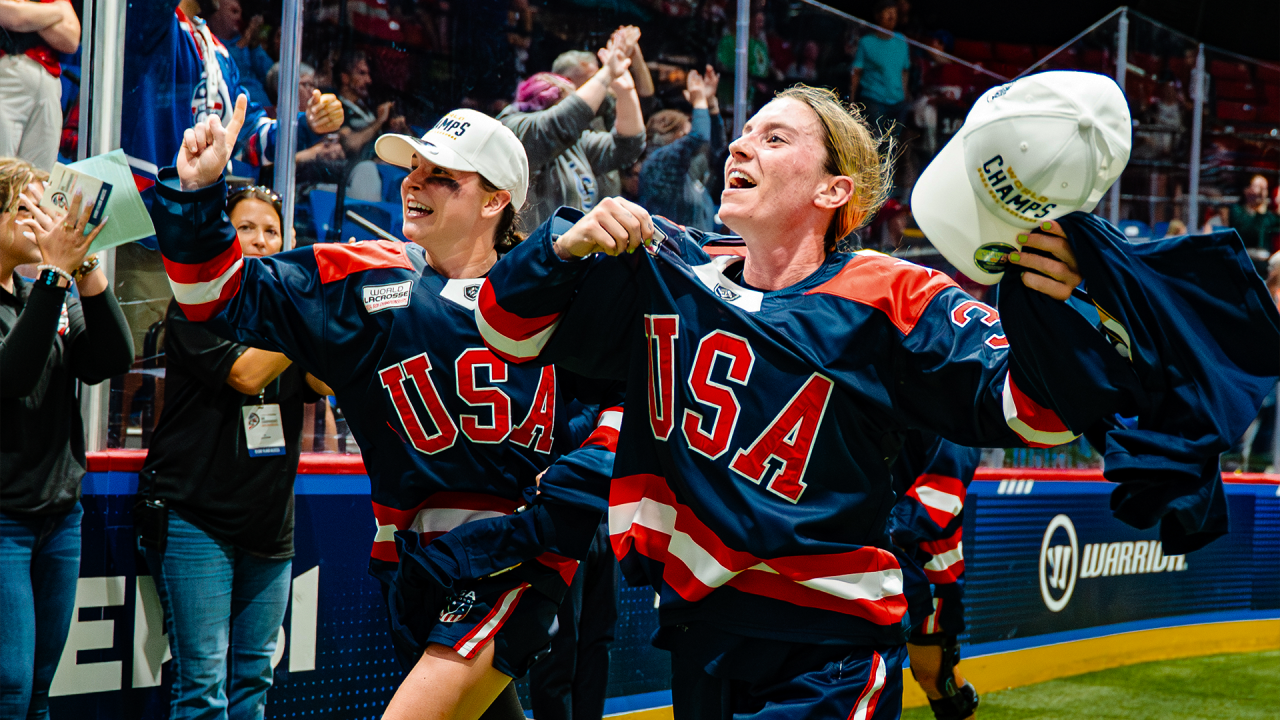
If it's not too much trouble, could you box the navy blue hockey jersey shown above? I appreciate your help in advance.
[888,433,981,636]
[477,210,1075,646]
[999,213,1280,552]
[149,172,617,593]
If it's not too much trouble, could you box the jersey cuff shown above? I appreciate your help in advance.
[155,167,228,204]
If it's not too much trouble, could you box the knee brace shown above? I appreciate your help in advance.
[921,637,978,720]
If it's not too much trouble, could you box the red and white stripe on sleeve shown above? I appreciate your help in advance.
[920,528,964,584]
[163,242,245,322]
[474,281,562,363]
[905,473,966,529]
[1002,371,1078,448]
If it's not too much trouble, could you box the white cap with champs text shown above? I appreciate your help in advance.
[375,109,530,211]
[911,70,1131,284]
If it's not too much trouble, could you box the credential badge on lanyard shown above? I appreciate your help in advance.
[243,388,286,457]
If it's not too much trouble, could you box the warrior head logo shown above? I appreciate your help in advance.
[1039,514,1079,612]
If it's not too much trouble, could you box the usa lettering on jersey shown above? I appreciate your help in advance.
[644,315,830,503]
[379,349,556,455]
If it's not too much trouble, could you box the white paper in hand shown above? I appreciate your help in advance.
[64,149,157,253]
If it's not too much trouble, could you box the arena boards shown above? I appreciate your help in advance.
[52,453,1280,718]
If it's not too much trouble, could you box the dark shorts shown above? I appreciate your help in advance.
[376,560,562,679]
[658,624,907,720]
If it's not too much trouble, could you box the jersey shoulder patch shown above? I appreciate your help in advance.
[806,251,958,336]
[313,240,413,284]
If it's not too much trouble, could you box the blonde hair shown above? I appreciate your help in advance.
[775,85,894,251]
[0,157,48,216]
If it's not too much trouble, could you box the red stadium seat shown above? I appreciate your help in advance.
[1081,48,1111,73]
[987,62,1022,80]
[1262,84,1280,103]
[1043,47,1079,70]
[1215,101,1258,122]
[1167,56,1194,84]
[953,39,993,62]
[936,63,975,86]
[1129,52,1163,77]
[1258,104,1280,124]
[1216,80,1259,101]
[994,43,1035,68]
[1257,65,1280,84]
[1208,59,1252,80]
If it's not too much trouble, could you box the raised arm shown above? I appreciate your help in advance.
[502,38,632,171]
[155,96,355,385]
[477,200,654,378]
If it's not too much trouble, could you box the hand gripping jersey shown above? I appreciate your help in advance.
[149,171,618,601]
[888,433,981,637]
[124,2,293,196]
[477,210,1077,646]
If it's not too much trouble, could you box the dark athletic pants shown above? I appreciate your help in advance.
[529,523,620,720]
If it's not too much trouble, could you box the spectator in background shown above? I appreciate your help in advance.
[785,40,821,84]
[716,11,773,113]
[640,66,725,232]
[850,0,911,136]
[1202,204,1230,233]
[207,0,274,109]
[1165,218,1187,237]
[0,0,80,169]
[498,35,645,231]
[1,159,133,720]
[1229,174,1280,258]
[335,50,408,202]
[336,51,407,162]
[137,185,331,720]
[553,26,656,198]
[266,62,346,186]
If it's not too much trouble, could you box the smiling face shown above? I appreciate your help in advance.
[230,198,284,257]
[400,154,507,251]
[720,98,842,240]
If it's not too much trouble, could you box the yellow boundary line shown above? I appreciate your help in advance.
[604,619,1280,718]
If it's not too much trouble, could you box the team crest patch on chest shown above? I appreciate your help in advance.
[362,281,413,314]
[439,279,485,310]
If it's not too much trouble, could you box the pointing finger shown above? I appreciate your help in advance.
[225,94,248,144]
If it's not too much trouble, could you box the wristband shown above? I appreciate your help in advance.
[37,264,74,289]
[72,254,101,283]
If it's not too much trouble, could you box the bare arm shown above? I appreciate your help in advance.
[620,26,654,99]
[850,68,862,100]
[0,0,63,31]
[611,68,644,138]
[902,70,910,102]
[38,0,78,54]
[305,373,334,396]
[226,348,293,396]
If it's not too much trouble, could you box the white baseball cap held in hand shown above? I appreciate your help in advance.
[912,70,1132,284]
[375,109,530,211]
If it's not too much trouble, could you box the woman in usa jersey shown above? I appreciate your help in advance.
[149,96,620,720]
[477,82,1140,720]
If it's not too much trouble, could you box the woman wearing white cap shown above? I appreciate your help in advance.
[149,96,619,720]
